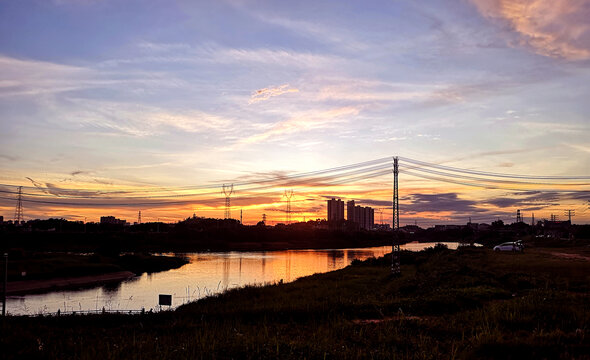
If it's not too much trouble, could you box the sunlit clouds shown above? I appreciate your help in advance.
[470,0,590,60]
[0,0,589,224]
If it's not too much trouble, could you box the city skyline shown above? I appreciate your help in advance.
[1,1,589,224]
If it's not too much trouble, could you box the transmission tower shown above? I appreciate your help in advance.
[262,213,267,225]
[222,184,234,219]
[551,214,558,222]
[564,209,575,223]
[14,186,23,225]
[392,157,401,276]
[283,189,294,224]
[531,213,535,226]
[137,211,142,224]
[516,209,522,223]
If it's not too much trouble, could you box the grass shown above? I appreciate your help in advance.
[2,245,590,359]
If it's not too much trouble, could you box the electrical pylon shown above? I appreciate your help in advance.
[222,184,234,219]
[137,211,142,224]
[283,189,294,224]
[392,157,400,276]
[14,186,23,225]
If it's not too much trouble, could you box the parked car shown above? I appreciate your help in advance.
[493,241,524,252]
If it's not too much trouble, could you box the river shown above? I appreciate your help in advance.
[7,242,461,316]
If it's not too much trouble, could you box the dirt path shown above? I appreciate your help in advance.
[547,252,590,261]
[7,271,136,295]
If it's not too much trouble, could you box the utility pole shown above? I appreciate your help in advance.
[564,209,575,223]
[222,184,234,219]
[392,157,401,276]
[531,213,535,227]
[14,186,23,226]
[2,253,7,316]
[240,209,243,225]
[283,189,294,224]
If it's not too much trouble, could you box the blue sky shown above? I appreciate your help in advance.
[1,0,589,224]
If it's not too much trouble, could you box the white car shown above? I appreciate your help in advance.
[493,241,524,252]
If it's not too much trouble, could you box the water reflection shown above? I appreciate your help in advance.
[7,243,460,316]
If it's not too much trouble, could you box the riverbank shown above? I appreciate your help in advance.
[2,244,589,359]
[6,271,136,295]
[3,253,189,295]
[1,227,396,254]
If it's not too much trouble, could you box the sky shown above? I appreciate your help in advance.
[0,0,589,225]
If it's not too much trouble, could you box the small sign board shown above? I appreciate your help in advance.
[159,294,172,306]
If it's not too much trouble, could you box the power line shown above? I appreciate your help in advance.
[399,156,590,180]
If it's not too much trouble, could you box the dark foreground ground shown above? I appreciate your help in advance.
[2,245,590,359]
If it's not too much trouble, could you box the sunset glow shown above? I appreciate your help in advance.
[1,1,589,225]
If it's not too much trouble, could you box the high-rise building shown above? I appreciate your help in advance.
[346,200,374,230]
[347,200,356,222]
[327,198,344,222]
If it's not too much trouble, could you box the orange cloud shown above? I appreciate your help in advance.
[471,0,590,60]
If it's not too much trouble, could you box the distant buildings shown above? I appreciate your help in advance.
[327,198,344,222]
[346,200,374,230]
[100,216,127,225]
[326,198,374,230]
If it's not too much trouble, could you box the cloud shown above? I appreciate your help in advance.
[0,154,18,162]
[50,98,235,137]
[470,0,590,60]
[403,193,486,214]
[0,55,185,98]
[486,191,590,208]
[239,106,359,145]
[248,84,299,104]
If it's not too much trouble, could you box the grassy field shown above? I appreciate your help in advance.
[2,245,590,359]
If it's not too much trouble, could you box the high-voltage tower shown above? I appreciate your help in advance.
[14,186,23,225]
[222,184,234,219]
[283,189,294,224]
[392,157,401,276]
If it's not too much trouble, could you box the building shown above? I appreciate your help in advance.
[0,215,3,224]
[327,198,344,222]
[100,216,127,225]
[346,200,374,230]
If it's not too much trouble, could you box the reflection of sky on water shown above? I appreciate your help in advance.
[7,243,455,315]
